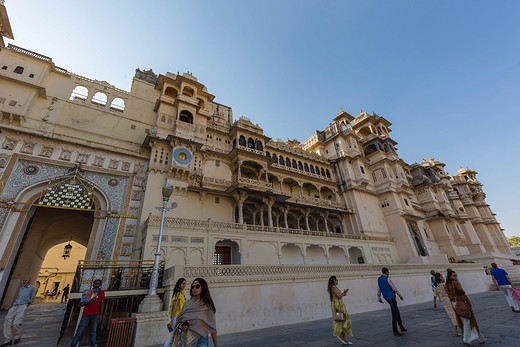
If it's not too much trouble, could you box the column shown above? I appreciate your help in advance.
[259,206,265,226]
[262,196,276,227]
[321,212,330,232]
[303,208,310,231]
[233,191,248,224]
[282,205,290,229]
[237,160,242,177]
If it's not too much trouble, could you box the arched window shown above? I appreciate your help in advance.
[70,85,89,100]
[272,154,277,161]
[364,143,378,156]
[321,168,325,176]
[286,158,291,167]
[298,161,303,170]
[326,169,331,178]
[315,166,321,175]
[310,165,315,174]
[92,92,107,106]
[292,159,297,169]
[304,163,309,172]
[256,140,263,151]
[13,66,24,74]
[279,156,284,165]
[182,87,194,98]
[247,138,255,149]
[266,151,270,157]
[238,135,246,146]
[161,115,166,122]
[165,87,178,98]
[110,97,125,111]
[179,110,193,124]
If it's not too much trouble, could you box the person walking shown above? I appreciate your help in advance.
[1,277,36,346]
[173,278,218,347]
[327,276,353,345]
[61,284,70,303]
[70,279,105,347]
[446,270,485,346]
[433,273,461,336]
[430,270,437,309]
[165,278,186,347]
[489,263,520,312]
[377,267,407,336]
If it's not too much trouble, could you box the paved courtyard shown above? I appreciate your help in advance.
[0,291,518,346]
[216,290,520,347]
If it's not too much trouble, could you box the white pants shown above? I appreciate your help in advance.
[164,316,177,347]
[460,316,486,345]
[3,304,28,343]
[499,285,520,311]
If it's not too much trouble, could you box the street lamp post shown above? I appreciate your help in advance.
[148,183,176,296]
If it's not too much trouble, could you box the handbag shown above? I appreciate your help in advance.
[333,311,346,321]
[454,300,472,319]
[512,287,520,301]
[170,329,198,347]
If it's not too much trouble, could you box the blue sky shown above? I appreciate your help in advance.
[5,1,519,237]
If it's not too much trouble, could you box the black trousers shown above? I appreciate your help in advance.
[385,298,404,332]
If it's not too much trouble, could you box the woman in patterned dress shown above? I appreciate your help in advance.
[433,273,461,336]
[327,276,353,345]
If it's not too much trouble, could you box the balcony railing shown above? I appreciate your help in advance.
[71,260,164,293]
[146,216,393,242]
[232,176,273,189]
[237,145,265,156]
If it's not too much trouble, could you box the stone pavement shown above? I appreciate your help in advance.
[0,291,518,346]
[214,290,519,347]
[0,301,67,346]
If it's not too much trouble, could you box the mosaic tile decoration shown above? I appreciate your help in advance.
[39,182,92,209]
[0,160,131,260]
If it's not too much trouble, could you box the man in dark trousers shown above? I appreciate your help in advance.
[490,263,520,312]
[70,279,105,347]
[377,267,407,336]
[61,284,70,303]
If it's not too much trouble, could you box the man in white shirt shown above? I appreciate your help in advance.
[1,277,36,346]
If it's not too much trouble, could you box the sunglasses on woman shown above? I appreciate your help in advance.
[191,284,201,289]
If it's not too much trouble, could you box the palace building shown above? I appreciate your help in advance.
[0,3,514,341]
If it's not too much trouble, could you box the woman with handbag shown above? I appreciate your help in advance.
[327,276,353,345]
[446,270,485,346]
[171,278,218,347]
[433,273,461,336]
[165,278,186,347]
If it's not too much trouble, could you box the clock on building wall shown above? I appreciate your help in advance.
[172,147,192,167]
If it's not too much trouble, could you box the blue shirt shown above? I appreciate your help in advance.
[490,268,510,285]
[13,285,36,305]
[378,275,396,299]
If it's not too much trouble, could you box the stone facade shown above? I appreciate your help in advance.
[0,34,512,306]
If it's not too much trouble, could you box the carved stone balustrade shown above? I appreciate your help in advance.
[146,216,391,242]
[237,145,264,156]
[174,263,485,284]
[232,176,273,190]
[271,163,333,182]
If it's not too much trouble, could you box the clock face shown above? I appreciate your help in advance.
[173,148,192,165]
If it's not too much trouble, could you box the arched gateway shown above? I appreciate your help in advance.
[0,162,131,308]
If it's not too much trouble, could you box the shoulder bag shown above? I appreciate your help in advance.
[454,300,472,319]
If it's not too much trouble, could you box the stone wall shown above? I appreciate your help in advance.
[162,263,491,336]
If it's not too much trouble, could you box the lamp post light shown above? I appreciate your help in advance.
[147,183,176,296]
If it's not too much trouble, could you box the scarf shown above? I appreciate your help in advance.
[175,298,217,340]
